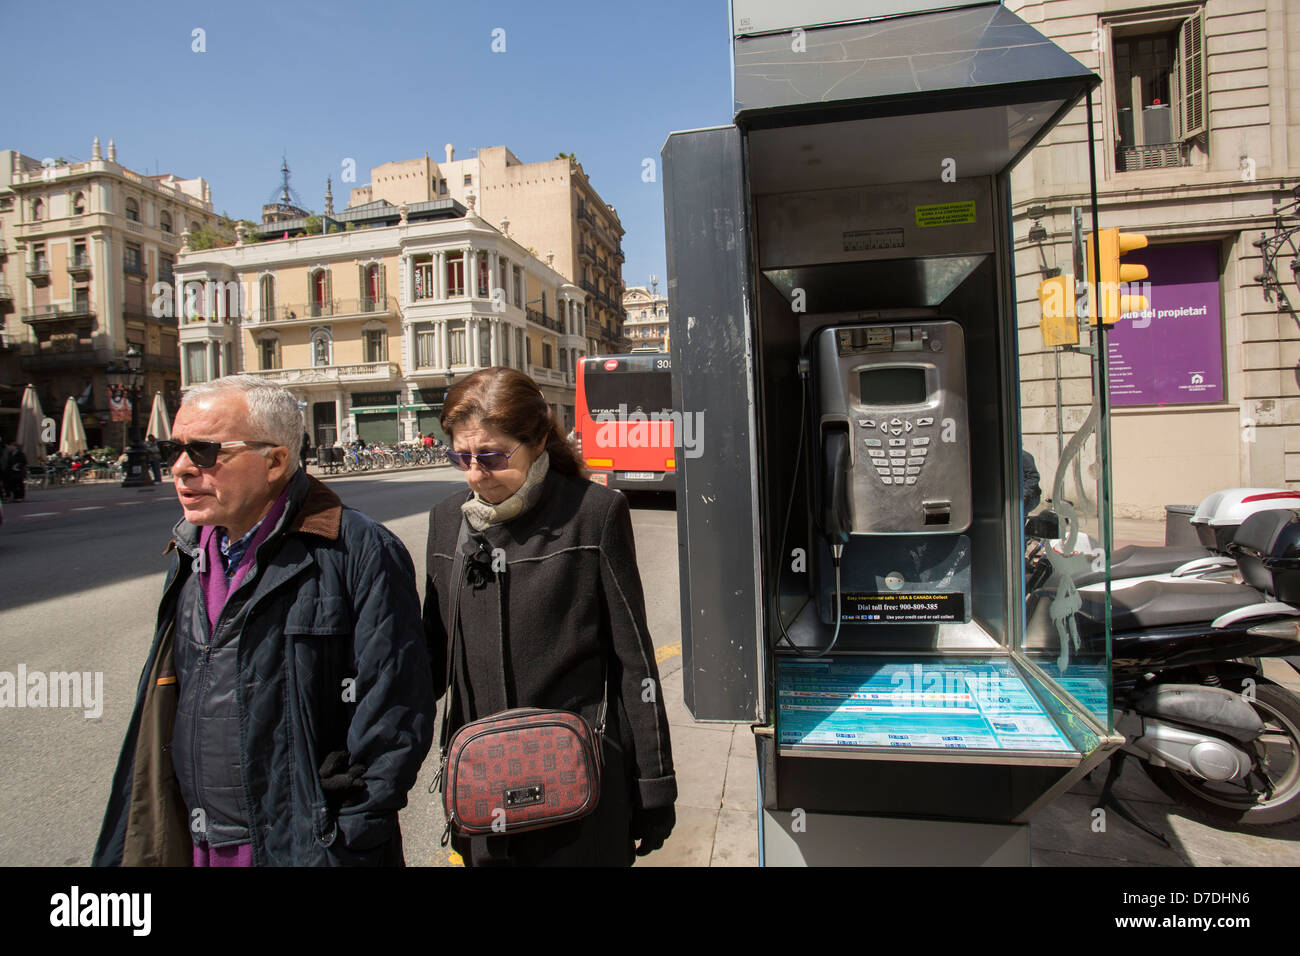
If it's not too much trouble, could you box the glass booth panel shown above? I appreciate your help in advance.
[1017,228,1114,734]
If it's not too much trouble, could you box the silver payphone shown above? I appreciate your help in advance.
[816,319,971,535]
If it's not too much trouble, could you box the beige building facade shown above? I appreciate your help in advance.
[622,283,669,351]
[176,207,583,444]
[350,145,626,357]
[0,139,219,448]
[1010,0,1300,518]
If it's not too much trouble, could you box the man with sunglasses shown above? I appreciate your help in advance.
[95,375,434,867]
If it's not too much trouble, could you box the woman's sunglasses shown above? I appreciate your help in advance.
[156,439,275,468]
[446,443,522,473]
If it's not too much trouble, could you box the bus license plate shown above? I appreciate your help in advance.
[620,472,654,481]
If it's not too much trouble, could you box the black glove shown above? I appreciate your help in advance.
[632,805,675,856]
[319,750,368,808]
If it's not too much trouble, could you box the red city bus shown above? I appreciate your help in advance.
[575,353,676,494]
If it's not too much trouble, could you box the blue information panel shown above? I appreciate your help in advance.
[777,657,1077,753]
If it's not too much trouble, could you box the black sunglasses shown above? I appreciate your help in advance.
[157,439,275,468]
[445,443,522,473]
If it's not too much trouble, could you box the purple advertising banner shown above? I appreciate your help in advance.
[1107,242,1223,406]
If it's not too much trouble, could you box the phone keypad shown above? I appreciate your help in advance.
[862,415,941,486]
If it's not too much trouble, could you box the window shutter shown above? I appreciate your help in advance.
[1177,10,1206,140]
[358,263,366,308]
[379,263,387,308]
[325,269,333,312]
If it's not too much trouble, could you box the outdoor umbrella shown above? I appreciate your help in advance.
[59,396,88,455]
[15,384,46,463]
[146,392,172,441]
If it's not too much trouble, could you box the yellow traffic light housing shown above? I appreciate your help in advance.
[1086,228,1150,325]
[1038,275,1078,347]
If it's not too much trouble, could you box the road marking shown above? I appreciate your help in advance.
[430,846,464,867]
[117,501,142,506]
[72,506,104,511]
[23,512,58,518]
[655,640,682,664]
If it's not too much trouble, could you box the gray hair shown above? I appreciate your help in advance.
[182,375,303,471]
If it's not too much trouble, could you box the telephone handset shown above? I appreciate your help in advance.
[814,320,972,537]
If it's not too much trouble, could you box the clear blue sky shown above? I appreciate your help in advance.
[6,0,735,292]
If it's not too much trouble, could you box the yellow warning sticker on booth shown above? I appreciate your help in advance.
[915,201,976,228]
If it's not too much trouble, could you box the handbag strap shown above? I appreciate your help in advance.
[437,515,472,756]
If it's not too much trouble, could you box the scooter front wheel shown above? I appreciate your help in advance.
[1144,679,1300,826]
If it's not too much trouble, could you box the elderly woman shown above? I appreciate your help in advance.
[422,367,676,866]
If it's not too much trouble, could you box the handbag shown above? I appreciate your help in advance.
[433,516,606,844]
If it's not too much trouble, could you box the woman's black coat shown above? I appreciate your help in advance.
[422,468,676,865]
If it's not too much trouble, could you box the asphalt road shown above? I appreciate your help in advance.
[0,468,681,866]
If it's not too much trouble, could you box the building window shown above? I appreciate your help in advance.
[363,264,382,310]
[311,328,332,367]
[159,253,174,286]
[445,252,465,297]
[160,210,172,233]
[515,329,524,371]
[477,255,489,297]
[72,192,86,216]
[125,197,140,222]
[463,174,472,187]
[478,323,490,365]
[448,320,467,365]
[310,269,329,316]
[185,343,208,384]
[124,243,143,275]
[414,255,434,299]
[497,257,507,299]
[438,179,448,196]
[526,336,533,367]
[364,329,387,363]
[415,324,437,368]
[543,342,553,369]
[31,199,43,221]
[512,266,523,308]
[259,275,275,321]
[258,337,280,370]
[501,327,510,367]
[1109,7,1205,172]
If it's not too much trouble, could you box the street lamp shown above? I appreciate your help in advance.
[107,345,154,488]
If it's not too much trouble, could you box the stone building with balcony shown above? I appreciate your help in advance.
[622,282,670,352]
[176,201,583,445]
[0,139,219,448]
[349,144,627,358]
[1010,0,1300,518]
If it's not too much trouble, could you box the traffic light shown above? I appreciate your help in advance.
[1038,274,1078,347]
[1086,228,1149,325]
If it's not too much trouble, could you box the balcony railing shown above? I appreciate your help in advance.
[19,344,114,371]
[0,281,12,300]
[27,259,50,278]
[123,260,147,277]
[256,296,398,322]
[526,307,563,333]
[245,361,400,384]
[68,254,92,273]
[23,303,96,324]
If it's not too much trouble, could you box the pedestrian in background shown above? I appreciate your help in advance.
[423,366,676,866]
[95,376,434,866]
[5,442,27,502]
[146,434,163,484]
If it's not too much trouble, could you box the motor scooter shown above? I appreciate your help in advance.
[1025,507,1300,840]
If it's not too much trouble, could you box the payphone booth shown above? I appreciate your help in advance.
[664,2,1123,865]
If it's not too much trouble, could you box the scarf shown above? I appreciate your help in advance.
[461,449,550,531]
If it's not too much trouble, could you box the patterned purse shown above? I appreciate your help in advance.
[434,518,606,844]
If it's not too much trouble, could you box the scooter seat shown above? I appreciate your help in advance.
[1079,579,1263,633]
[1072,544,1212,588]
